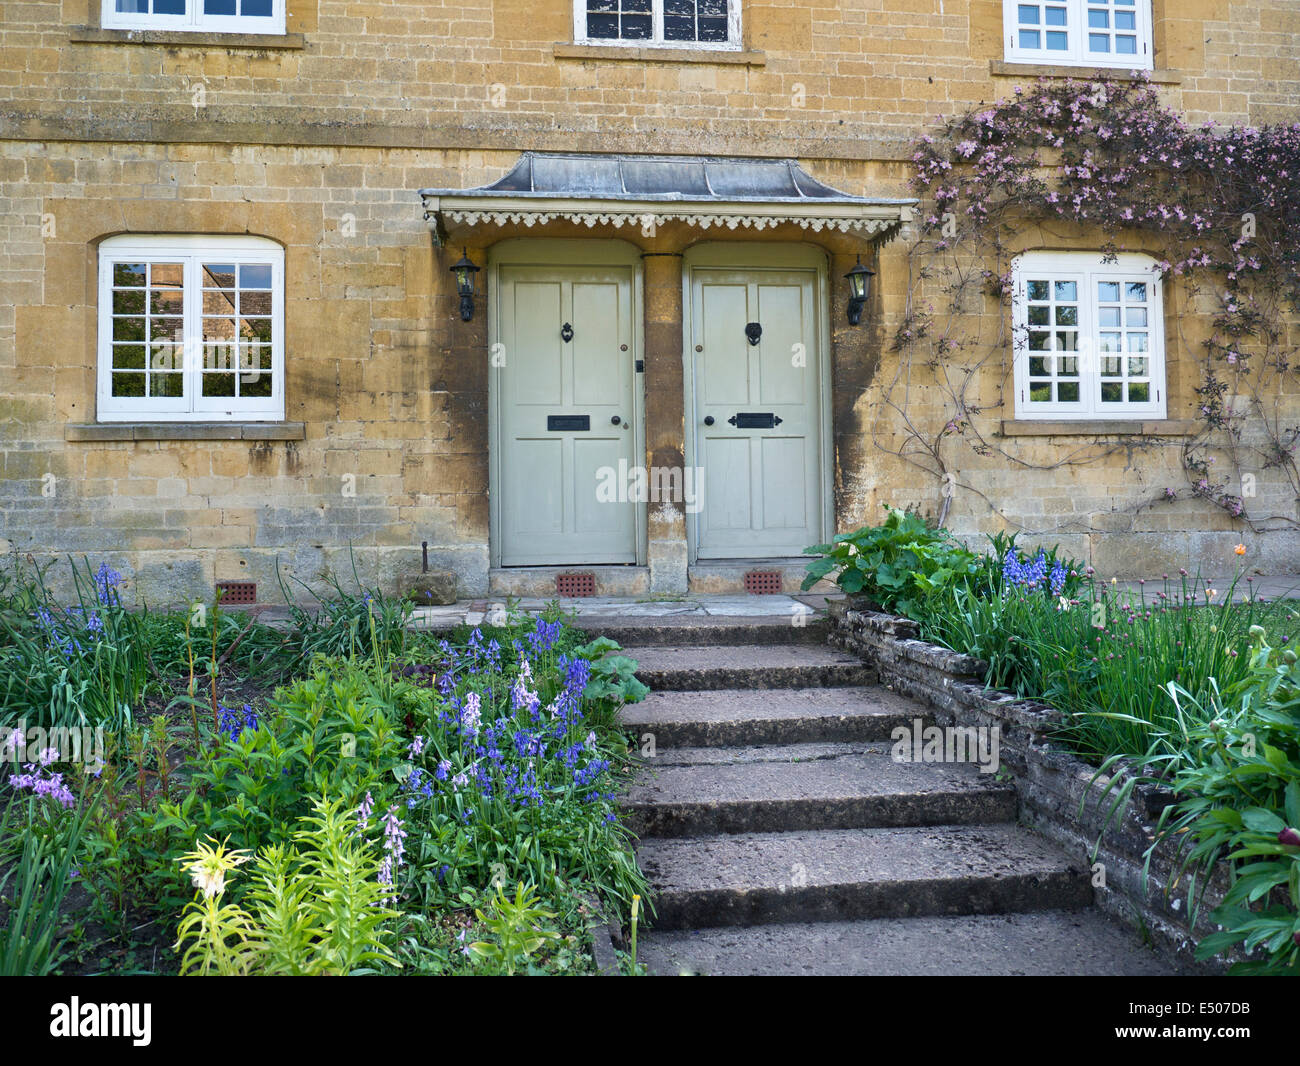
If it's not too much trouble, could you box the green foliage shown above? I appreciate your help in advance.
[802,505,980,619]
[467,881,562,975]
[174,796,401,976]
[0,792,97,976]
[1093,637,1300,974]
[0,559,149,732]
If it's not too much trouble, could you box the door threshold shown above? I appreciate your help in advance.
[489,565,649,598]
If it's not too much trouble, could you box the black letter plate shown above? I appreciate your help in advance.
[732,412,778,429]
[547,415,591,431]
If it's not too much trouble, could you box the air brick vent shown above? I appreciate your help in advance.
[216,581,257,605]
[744,570,783,595]
[556,572,597,597]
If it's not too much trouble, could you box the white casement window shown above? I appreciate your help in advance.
[1003,0,1152,69]
[1011,252,1166,420]
[573,0,741,49]
[97,235,285,423]
[102,0,284,35]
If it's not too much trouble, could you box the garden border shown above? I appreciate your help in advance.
[828,598,1234,973]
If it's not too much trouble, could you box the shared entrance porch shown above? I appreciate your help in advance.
[419,152,914,596]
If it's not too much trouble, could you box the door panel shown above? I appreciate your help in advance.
[498,265,637,566]
[691,265,823,559]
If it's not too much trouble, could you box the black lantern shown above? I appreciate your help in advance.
[844,256,874,326]
[450,248,479,322]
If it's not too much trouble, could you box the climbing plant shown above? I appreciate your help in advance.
[887,74,1300,532]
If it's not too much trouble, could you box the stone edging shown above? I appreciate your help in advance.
[828,599,1235,973]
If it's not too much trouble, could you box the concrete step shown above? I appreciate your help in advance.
[625,643,872,691]
[623,743,1015,837]
[593,615,829,648]
[619,685,924,748]
[637,910,1181,976]
[638,823,1091,929]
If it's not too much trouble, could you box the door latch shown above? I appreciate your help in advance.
[560,322,574,343]
[745,322,762,346]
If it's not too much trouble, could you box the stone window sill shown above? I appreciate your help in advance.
[69,27,306,49]
[988,60,1181,85]
[65,422,306,442]
[999,419,1197,437]
[553,42,764,66]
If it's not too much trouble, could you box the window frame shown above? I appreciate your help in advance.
[572,0,742,51]
[96,234,286,424]
[100,0,285,36]
[1011,251,1167,421]
[1002,0,1153,70]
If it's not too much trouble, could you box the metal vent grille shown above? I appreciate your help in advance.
[216,581,257,605]
[556,572,597,598]
[744,570,783,595]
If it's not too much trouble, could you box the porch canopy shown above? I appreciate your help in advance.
[419,152,914,245]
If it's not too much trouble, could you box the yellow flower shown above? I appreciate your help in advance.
[180,838,251,900]
[1234,543,1246,556]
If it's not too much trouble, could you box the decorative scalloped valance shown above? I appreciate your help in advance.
[419,152,914,246]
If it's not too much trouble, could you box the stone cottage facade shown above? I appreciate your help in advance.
[1,0,1297,605]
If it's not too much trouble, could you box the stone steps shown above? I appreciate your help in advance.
[623,743,1016,837]
[609,613,1172,974]
[594,616,829,648]
[620,685,920,748]
[637,910,1180,976]
[624,643,873,691]
[637,824,1092,930]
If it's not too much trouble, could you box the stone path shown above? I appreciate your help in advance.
[613,613,1182,976]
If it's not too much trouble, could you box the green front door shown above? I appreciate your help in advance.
[497,264,638,566]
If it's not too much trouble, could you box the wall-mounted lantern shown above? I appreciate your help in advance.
[450,249,480,322]
[844,256,875,326]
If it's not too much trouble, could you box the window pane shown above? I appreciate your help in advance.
[1028,306,1050,326]
[1055,331,1077,351]
[587,12,619,37]
[1116,35,1136,53]
[1127,332,1148,352]
[238,263,272,289]
[1054,281,1076,301]
[1101,382,1123,403]
[1089,33,1110,51]
[1046,31,1068,48]
[1018,4,1040,23]
[1057,381,1080,402]
[154,0,185,12]
[1126,282,1147,301]
[1125,307,1147,327]
[112,345,146,369]
[1098,281,1120,301]
[1054,305,1077,326]
[202,373,237,397]
[623,13,652,38]
[1128,382,1149,402]
[1089,10,1108,27]
[1030,383,1052,402]
[112,372,145,397]
[1028,331,1050,351]
[116,0,149,10]
[153,373,185,398]
[1058,356,1078,376]
[203,264,237,288]
[205,0,236,14]
[1045,6,1067,25]
[1019,30,1040,48]
[1027,280,1050,301]
[1099,332,1121,352]
[113,263,147,287]
[242,0,272,14]
[1116,10,1135,29]
[1101,356,1122,375]
[1029,356,1048,376]
[1128,357,1148,376]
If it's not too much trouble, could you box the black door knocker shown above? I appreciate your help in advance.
[560,322,574,343]
[745,322,762,346]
